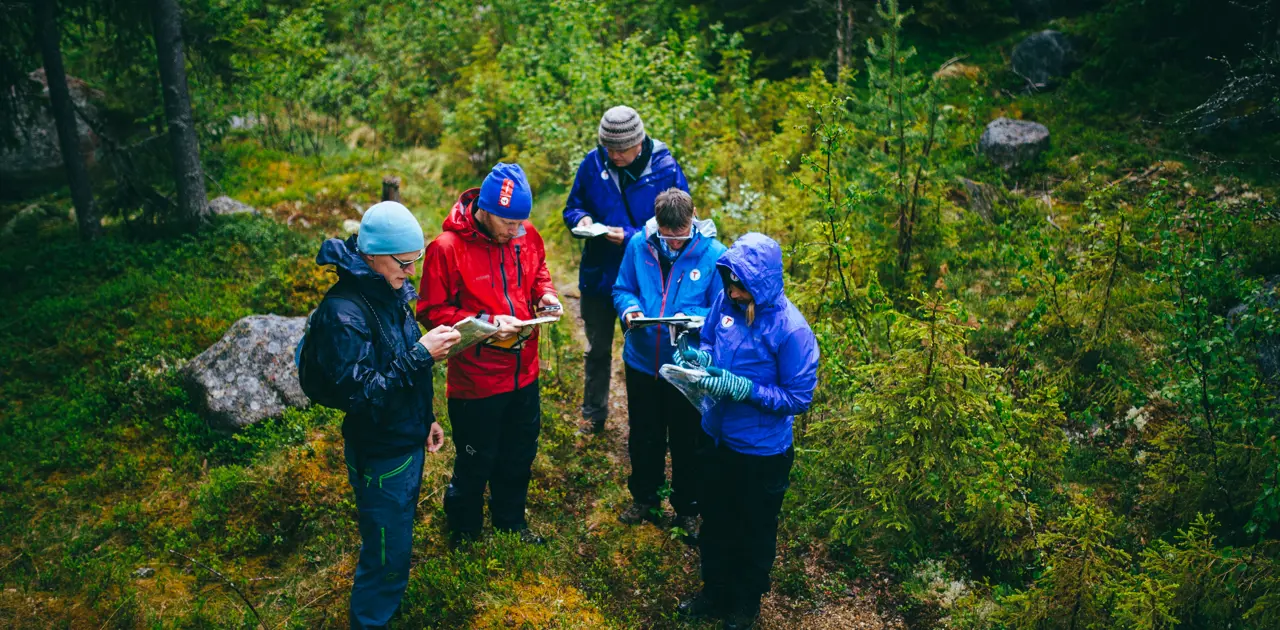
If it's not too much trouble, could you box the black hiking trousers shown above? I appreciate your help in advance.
[580,294,618,424]
[700,442,794,610]
[444,382,541,535]
[624,364,707,515]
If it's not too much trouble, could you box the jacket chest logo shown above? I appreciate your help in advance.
[721,315,734,328]
[600,170,609,180]
[690,269,701,281]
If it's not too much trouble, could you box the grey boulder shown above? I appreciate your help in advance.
[208,196,259,216]
[957,178,1002,222]
[0,70,102,185]
[182,315,309,430]
[1012,30,1077,88]
[1228,278,1280,384]
[980,117,1050,169]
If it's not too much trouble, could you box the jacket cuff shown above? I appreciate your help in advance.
[409,341,435,369]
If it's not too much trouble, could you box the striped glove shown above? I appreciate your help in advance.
[699,366,754,402]
[673,347,713,370]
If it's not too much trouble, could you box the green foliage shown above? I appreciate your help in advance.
[811,298,1065,561]
[6,0,1280,627]
[999,493,1132,630]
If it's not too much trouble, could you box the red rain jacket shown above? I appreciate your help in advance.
[417,188,557,399]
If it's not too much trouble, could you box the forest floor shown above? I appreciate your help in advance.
[0,151,904,628]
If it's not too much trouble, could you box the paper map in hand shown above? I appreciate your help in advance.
[444,316,561,359]
[571,223,611,239]
[446,317,500,359]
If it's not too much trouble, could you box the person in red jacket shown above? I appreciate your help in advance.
[417,162,561,545]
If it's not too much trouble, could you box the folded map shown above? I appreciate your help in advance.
[445,315,560,359]
[571,223,611,239]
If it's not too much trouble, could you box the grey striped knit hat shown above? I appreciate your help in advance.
[598,106,646,150]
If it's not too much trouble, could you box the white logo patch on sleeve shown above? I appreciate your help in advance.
[721,315,734,328]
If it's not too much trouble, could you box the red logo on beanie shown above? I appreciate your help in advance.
[499,179,514,207]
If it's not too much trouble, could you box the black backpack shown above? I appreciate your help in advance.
[295,286,393,409]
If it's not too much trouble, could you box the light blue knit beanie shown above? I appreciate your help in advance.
[357,201,424,255]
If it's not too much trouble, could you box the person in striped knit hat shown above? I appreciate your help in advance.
[563,106,690,436]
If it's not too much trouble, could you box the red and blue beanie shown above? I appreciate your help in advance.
[477,162,533,221]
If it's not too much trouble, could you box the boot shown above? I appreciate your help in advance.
[672,514,699,545]
[725,594,762,630]
[577,417,607,435]
[619,502,659,525]
[676,590,723,620]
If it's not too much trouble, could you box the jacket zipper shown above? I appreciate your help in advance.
[648,241,683,377]
[515,245,523,287]
[498,245,520,391]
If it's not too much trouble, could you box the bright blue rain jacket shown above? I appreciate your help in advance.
[562,140,689,298]
[612,216,727,376]
[699,233,820,456]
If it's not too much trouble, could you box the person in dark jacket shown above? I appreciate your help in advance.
[307,201,461,630]
[418,162,561,546]
[673,233,820,630]
[612,188,725,536]
[563,106,690,434]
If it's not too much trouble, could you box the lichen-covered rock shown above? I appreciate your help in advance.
[1012,30,1077,88]
[208,196,258,216]
[1,203,70,237]
[182,315,309,430]
[0,70,102,185]
[1228,278,1280,384]
[979,117,1050,169]
[957,178,1001,222]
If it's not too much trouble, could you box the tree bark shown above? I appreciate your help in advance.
[34,0,101,241]
[150,0,208,226]
[381,176,401,202]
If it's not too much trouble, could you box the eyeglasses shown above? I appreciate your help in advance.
[388,251,424,270]
[656,228,693,242]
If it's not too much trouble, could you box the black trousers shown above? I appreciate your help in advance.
[700,442,794,606]
[444,382,541,534]
[580,294,617,423]
[624,365,707,515]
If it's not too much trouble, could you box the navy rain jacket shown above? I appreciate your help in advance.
[562,140,690,298]
[310,236,436,458]
[699,233,820,456]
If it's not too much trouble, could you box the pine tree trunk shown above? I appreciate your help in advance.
[35,0,101,241]
[150,0,208,226]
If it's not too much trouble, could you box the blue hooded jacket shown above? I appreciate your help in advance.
[699,233,820,456]
[562,140,690,297]
[310,236,435,457]
[613,216,727,376]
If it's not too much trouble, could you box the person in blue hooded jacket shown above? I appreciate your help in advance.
[672,233,820,630]
[563,106,690,434]
[304,202,461,629]
[611,188,725,538]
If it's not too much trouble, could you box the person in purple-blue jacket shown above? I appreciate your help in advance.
[672,232,820,630]
[563,106,690,435]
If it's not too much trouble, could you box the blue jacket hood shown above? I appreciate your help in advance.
[717,232,784,308]
[317,235,418,304]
